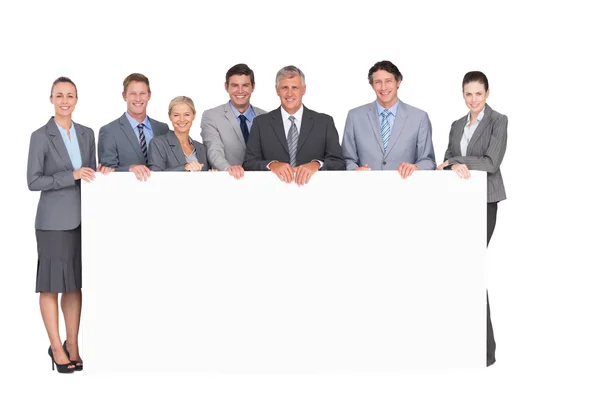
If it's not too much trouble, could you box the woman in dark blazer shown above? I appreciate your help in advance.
[437,71,508,367]
[27,77,113,373]
[149,96,210,172]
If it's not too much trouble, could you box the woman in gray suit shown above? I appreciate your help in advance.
[149,96,210,172]
[27,77,113,372]
[437,71,508,367]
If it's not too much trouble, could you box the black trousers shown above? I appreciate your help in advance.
[487,202,498,366]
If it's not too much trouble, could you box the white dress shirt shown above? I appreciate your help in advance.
[281,105,304,138]
[461,109,485,156]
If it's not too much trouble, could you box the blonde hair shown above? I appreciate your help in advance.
[168,96,196,116]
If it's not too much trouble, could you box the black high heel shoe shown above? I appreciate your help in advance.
[48,346,75,373]
[63,341,83,371]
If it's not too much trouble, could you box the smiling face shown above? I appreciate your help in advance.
[276,75,305,115]
[462,81,489,116]
[226,74,254,113]
[371,70,400,109]
[123,81,151,120]
[50,82,78,118]
[169,103,195,135]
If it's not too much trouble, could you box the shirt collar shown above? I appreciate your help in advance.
[375,99,400,117]
[465,109,485,126]
[281,104,304,123]
[54,120,75,136]
[125,112,151,131]
[229,101,256,121]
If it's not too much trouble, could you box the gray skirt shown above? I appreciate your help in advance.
[35,226,82,293]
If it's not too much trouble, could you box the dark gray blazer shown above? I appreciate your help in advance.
[27,117,97,230]
[444,104,508,203]
[98,113,169,171]
[243,106,345,171]
[148,131,209,171]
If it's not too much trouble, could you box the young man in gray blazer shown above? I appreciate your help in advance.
[98,73,169,181]
[244,65,345,185]
[201,64,266,180]
[341,60,436,177]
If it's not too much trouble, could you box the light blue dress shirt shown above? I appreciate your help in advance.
[375,100,400,132]
[125,113,154,145]
[229,102,256,131]
[55,120,82,169]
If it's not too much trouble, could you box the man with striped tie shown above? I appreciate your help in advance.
[243,65,345,185]
[341,61,436,177]
[98,73,169,181]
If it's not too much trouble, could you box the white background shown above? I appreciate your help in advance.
[1,0,599,398]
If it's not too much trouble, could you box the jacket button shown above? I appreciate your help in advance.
[383,161,387,165]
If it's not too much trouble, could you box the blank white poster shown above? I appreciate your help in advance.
[81,171,486,374]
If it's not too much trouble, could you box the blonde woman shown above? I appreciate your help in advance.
[149,96,210,171]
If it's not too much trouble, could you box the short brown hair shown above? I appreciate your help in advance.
[123,73,151,93]
[226,64,255,86]
[368,61,402,85]
[50,76,78,98]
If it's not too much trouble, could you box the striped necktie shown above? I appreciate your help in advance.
[287,116,299,167]
[137,123,148,164]
[380,109,391,151]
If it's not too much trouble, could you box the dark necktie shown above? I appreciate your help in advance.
[137,123,148,164]
[239,114,250,144]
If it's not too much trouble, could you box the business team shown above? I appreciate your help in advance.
[28,62,507,371]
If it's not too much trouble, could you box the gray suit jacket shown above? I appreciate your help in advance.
[243,106,345,171]
[201,103,266,171]
[341,100,436,170]
[148,131,209,171]
[98,113,169,171]
[27,117,97,230]
[444,104,508,203]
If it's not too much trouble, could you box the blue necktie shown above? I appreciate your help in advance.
[239,114,250,144]
[380,109,391,151]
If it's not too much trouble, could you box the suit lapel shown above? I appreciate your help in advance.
[452,115,468,156]
[466,104,492,155]
[119,113,145,163]
[385,101,407,154]
[223,103,245,146]
[73,122,88,168]
[270,107,289,155]
[367,102,384,153]
[166,131,188,166]
[296,107,314,154]
[47,118,74,170]
[191,140,206,168]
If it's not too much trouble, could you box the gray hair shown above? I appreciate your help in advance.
[275,65,305,88]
